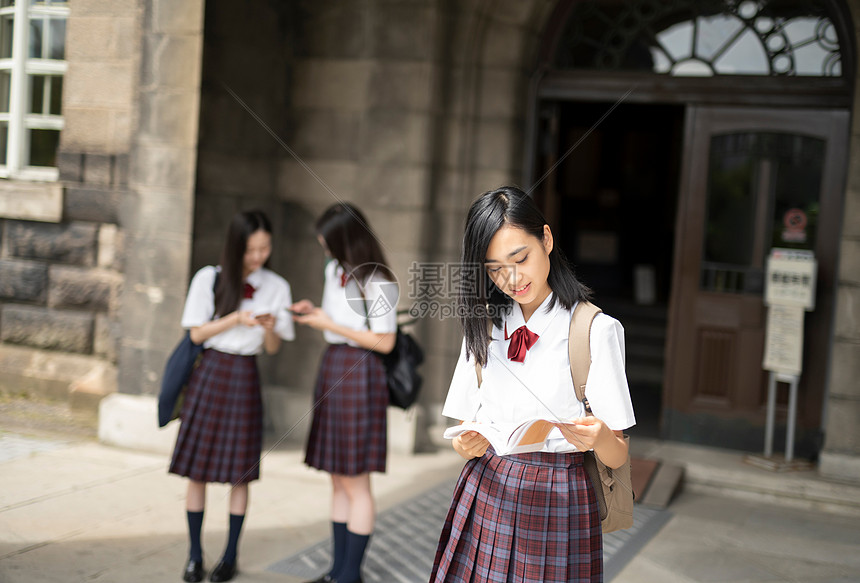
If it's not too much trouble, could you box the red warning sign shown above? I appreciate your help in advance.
[782,208,807,243]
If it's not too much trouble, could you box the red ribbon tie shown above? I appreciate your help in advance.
[505,323,539,363]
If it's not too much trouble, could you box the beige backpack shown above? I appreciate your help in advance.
[569,301,634,532]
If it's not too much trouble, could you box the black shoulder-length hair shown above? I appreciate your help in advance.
[316,203,392,283]
[214,209,272,317]
[460,186,591,366]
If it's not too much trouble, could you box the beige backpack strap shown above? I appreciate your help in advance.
[569,301,602,409]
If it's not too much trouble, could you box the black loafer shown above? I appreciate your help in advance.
[209,560,237,582]
[182,559,204,582]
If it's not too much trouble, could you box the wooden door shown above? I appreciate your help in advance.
[664,106,848,454]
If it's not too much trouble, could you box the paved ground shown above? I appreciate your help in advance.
[2,398,860,583]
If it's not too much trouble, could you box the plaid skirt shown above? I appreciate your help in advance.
[304,344,388,475]
[430,449,603,583]
[169,349,263,484]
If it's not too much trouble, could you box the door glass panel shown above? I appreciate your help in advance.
[701,132,824,294]
[770,136,824,252]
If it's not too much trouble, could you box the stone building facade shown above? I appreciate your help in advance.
[0,0,858,482]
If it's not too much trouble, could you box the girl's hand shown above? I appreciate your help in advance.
[236,310,258,327]
[292,307,333,331]
[555,416,609,451]
[452,431,490,460]
[290,299,315,315]
[254,313,276,331]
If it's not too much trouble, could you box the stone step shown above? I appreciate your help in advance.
[0,343,116,413]
[631,438,860,517]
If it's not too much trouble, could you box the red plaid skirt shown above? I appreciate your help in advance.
[304,344,388,475]
[430,449,603,583]
[169,350,262,484]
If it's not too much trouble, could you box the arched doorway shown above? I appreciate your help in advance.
[527,0,853,456]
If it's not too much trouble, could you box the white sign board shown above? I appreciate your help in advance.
[765,248,816,310]
[762,303,804,375]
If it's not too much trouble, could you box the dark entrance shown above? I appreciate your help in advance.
[533,101,683,438]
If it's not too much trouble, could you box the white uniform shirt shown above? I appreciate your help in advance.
[181,265,295,355]
[442,293,636,453]
[321,260,398,345]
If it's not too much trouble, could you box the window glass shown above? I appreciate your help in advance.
[555,0,842,77]
[0,14,13,58]
[28,17,42,58]
[49,73,60,114]
[48,17,63,59]
[0,70,10,112]
[29,73,43,113]
[28,126,59,166]
[0,122,7,163]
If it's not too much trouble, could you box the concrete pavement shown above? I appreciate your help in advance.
[2,426,860,582]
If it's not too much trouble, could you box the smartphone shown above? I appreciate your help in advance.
[285,307,308,316]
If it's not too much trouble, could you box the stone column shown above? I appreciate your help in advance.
[100,0,205,452]
[819,0,860,482]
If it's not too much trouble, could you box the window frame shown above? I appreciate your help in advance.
[0,0,68,182]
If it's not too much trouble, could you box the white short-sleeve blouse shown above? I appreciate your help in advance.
[321,260,398,346]
[180,265,295,355]
[442,293,635,453]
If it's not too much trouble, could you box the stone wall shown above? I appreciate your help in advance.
[0,214,122,403]
[0,0,139,408]
[241,0,554,445]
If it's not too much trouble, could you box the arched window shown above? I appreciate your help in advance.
[555,0,843,77]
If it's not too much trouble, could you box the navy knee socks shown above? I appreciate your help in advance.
[187,510,204,562]
[328,521,348,577]
[338,530,370,583]
[221,513,245,564]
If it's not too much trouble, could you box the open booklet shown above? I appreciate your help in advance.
[443,418,572,456]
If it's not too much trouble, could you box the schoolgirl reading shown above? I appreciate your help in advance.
[430,186,635,583]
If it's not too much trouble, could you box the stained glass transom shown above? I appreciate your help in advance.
[555,0,842,77]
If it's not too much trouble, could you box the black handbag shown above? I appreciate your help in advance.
[361,294,424,409]
[157,332,205,427]
[381,328,424,409]
[157,271,219,427]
